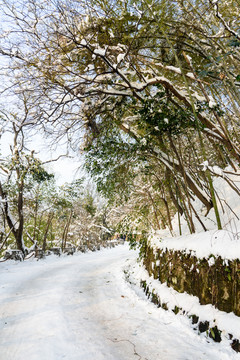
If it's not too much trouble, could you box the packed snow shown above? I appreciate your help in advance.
[0,245,239,359]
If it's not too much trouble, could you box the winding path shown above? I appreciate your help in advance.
[0,245,236,360]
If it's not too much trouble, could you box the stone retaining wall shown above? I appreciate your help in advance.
[143,245,240,316]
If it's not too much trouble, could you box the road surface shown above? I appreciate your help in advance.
[0,245,237,359]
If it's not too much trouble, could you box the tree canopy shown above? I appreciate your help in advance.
[0,0,240,243]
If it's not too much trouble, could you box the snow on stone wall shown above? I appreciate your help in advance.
[143,245,240,316]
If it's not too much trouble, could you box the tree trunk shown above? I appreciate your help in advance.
[42,212,54,252]
[16,184,25,253]
[0,182,25,254]
[62,210,73,251]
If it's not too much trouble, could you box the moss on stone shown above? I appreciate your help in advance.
[142,243,240,316]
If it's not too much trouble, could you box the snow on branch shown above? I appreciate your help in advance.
[209,0,240,40]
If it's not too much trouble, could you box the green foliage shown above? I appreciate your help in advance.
[85,128,138,202]
[137,91,204,136]
[127,230,148,260]
[228,38,240,48]
[60,179,84,202]
[30,163,54,183]
[84,194,96,217]
[196,101,224,117]
[225,266,232,281]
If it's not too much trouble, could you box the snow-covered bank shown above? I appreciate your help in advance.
[150,229,240,260]
[150,170,240,260]
[126,255,240,343]
[140,171,240,349]
[0,245,239,359]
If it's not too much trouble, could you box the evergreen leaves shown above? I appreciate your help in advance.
[137,91,204,136]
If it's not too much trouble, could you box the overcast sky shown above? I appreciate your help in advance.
[0,13,83,186]
[1,129,82,185]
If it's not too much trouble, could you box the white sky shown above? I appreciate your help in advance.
[0,13,84,186]
[0,130,83,185]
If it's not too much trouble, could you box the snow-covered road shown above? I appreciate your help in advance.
[0,245,238,360]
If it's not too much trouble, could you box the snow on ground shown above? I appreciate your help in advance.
[150,229,240,260]
[150,169,240,260]
[0,245,239,360]
[127,255,240,343]
[142,169,240,344]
